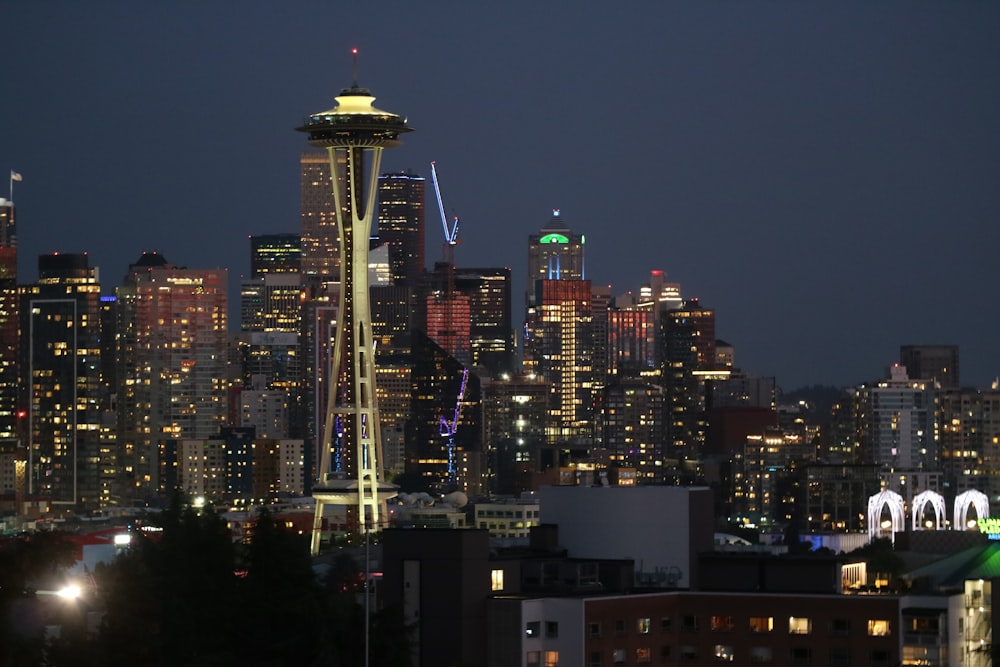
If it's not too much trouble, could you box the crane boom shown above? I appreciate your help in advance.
[430,161,459,245]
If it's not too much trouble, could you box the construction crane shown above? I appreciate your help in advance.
[430,161,460,265]
[439,367,469,486]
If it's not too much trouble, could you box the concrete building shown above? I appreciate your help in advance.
[855,364,937,472]
[539,485,714,589]
[488,589,901,667]
[473,498,541,540]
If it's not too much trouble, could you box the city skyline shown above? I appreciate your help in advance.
[2,2,998,389]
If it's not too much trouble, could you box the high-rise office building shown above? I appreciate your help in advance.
[480,374,549,495]
[662,298,717,466]
[458,267,514,377]
[297,70,411,550]
[0,199,18,445]
[116,252,228,500]
[526,209,585,307]
[377,171,425,287]
[240,273,301,333]
[300,151,342,279]
[607,306,657,379]
[524,279,596,444]
[20,253,105,507]
[422,264,514,378]
[900,345,959,389]
[609,270,684,378]
[250,233,301,277]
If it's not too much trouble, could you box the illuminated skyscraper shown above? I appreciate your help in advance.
[300,151,341,279]
[297,63,411,552]
[481,374,549,495]
[662,298,717,467]
[0,199,17,445]
[526,209,585,307]
[116,252,228,500]
[426,277,472,366]
[21,254,104,507]
[523,278,595,443]
[458,267,514,377]
[602,379,666,483]
[377,171,425,287]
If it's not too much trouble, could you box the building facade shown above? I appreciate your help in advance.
[20,254,106,507]
[524,279,596,444]
[376,171,425,287]
[116,252,228,501]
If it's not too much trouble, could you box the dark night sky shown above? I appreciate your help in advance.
[2,2,998,390]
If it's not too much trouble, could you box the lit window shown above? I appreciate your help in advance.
[636,647,652,663]
[749,617,773,633]
[711,615,735,631]
[527,650,540,667]
[638,617,651,634]
[788,617,811,635]
[867,619,890,636]
[491,569,504,592]
[714,645,735,662]
[544,650,559,667]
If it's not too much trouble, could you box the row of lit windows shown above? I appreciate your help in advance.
[586,616,890,637]
[585,645,893,665]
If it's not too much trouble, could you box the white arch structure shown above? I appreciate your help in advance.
[868,490,906,543]
[954,490,990,530]
[911,490,947,531]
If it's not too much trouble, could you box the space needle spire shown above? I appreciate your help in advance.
[297,51,412,555]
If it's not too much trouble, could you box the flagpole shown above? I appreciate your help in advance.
[9,171,21,202]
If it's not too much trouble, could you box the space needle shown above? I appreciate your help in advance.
[298,51,410,554]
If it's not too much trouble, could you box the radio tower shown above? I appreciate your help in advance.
[298,51,411,554]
